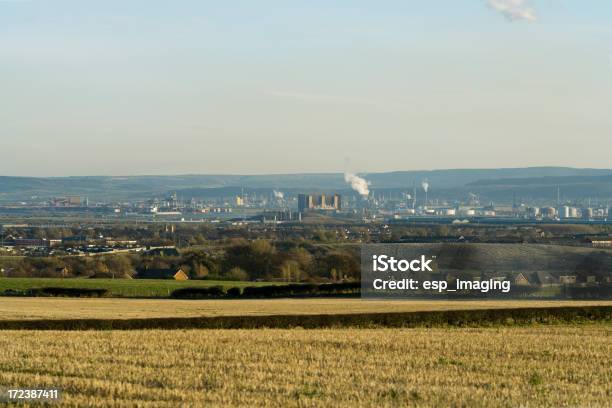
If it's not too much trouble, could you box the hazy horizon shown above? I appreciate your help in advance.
[3,165,612,179]
[2,1,611,176]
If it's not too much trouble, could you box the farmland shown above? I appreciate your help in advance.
[0,278,278,298]
[0,297,609,321]
[0,298,608,330]
[0,325,609,407]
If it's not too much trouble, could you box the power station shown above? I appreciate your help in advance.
[298,194,342,212]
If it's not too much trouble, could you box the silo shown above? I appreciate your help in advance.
[541,207,557,219]
[442,208,456,216]
[462,209,476,216]
[527,207,540,218]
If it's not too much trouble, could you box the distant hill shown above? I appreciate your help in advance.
[461,174,612,202]
[468,174,612,186]
[365,167,612,189]
[406,243,612,274]
[1,167,611,202]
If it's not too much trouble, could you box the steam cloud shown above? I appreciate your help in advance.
[344,173,370,197]
[273,190,284,199]
[421,181,429,193]
[487,0,538,22]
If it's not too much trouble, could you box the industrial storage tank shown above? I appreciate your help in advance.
[541,207,557,219]
[558,206,570,219]
[438,208,456,216]
[527,207,540,218]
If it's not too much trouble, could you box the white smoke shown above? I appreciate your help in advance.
[344,173,370,197]
[273,190,284,199]
[487,0,538,22]
[421,181,429,193]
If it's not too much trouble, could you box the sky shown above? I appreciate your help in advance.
[1,0,611,176]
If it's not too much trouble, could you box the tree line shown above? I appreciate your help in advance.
[2,239,360,282]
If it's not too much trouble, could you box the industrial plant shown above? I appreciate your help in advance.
[298,194,342,212]
[0,171,610,226]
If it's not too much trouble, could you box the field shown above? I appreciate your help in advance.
[0,297,609,321]
[0,278,278,298]
[0,325,609,407]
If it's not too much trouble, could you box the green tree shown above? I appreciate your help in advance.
[224,240,276,280]
[286,247,313,276]
[226,267,249,281]
[318,251,360,280]
[103,255,134,278]
[280,260,301,282]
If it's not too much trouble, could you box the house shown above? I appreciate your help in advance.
[513,272,531,286]
[534,271,557,286]
[13,238,48,248]
[589,240,612,249]
[558,275,577,284]
[137,268,189,280]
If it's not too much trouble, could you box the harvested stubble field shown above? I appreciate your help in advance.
[1,298,609,320]
[0,298,609,330]
[0,325,609,407]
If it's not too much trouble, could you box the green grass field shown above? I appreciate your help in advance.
[0,277,277,298]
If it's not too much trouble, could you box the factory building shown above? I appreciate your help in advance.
[52,196,86,207]
[298,194,341,212]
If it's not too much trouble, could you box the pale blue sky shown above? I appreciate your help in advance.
[1,1,611,176]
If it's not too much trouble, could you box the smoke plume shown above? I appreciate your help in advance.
[344,173,370,197]
[421,181,429,193]
[487,0,538,22]
[273,190,284,199]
